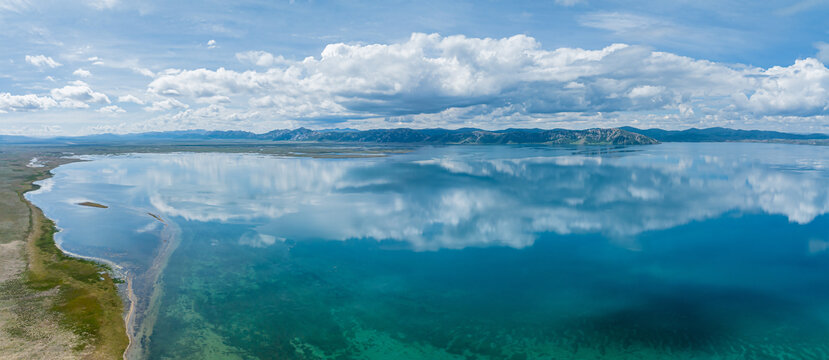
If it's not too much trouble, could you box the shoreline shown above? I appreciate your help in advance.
[125,216,181,360]
[31,201,181,360]
[41,203,181,360]
[122,273,137,360]
[17,156,130,358]
[50,226,140,360]
[49,225,126,275]
[28,177,139,359]
[26,165,186,360]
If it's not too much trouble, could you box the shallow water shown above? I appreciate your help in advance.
[27,143,829,359]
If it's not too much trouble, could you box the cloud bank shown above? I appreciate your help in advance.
[3,33,829,133]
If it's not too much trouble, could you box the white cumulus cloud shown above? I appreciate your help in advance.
[73,68,92,77]
[8,33,829,133]
[143,33,829,130]
[145,98,188,112]
[25,54,62,68]
[97,105,125,113]
[117,94,145,104]
[50,80,111,108]
[236,51,285,67]
[0,92,58,112]
[733,58,829,116]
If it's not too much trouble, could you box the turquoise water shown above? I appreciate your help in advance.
[27,143,829,359]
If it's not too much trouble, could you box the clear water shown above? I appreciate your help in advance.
[27,143,829,359]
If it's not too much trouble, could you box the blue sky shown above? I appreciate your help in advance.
[1,0,828,135]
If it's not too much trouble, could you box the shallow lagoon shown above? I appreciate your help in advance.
[28,143,829,359]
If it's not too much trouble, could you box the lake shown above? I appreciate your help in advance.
[27,143,829,359]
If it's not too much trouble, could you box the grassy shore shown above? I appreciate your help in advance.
[0,149,127,359]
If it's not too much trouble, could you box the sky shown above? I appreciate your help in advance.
[1,0,828,135]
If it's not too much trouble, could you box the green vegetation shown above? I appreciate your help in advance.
[24,202,128,357]
[0,148,128,359]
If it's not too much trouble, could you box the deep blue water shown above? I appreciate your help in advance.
[27,143,829,359]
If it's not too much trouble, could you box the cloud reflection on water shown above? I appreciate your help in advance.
[59,144,829,250]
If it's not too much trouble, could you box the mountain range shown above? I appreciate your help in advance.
[2,127,827,146]
[620,127,829,142]
[0,127,657,145]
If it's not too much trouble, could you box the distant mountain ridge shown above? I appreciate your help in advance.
[5,126,827,146]
[1,127,658,145]
[620,127,829,142]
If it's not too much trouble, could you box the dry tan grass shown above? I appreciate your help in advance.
[0,241,24,283]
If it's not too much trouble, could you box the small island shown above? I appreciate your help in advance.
[77,201,108,208]
[148,212,165,223]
